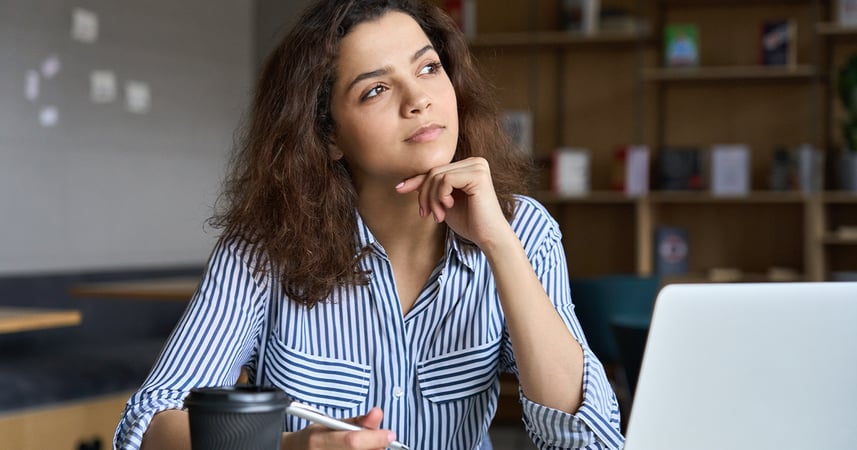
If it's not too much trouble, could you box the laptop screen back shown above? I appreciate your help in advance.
[624,282,857,450]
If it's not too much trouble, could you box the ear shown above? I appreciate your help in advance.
[327,141,344,161]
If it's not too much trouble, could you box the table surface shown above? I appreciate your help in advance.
[69,276,200,301]
[0,307,83,334]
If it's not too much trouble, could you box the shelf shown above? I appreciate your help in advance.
[468,29,648,48]
[661,0,813,7]
[537,191,810,205]
[469,0,830,283]
[643,65,818,82]
[648,191,807,204]
[535,190,640,205]
[823,234,857,245]
[816,22,857,36]
[662,272,806,284]
[823,191,857,203]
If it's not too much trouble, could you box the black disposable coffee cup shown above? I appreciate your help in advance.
[184,385,289,450]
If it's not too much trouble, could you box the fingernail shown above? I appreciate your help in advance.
[432,212,439,223]
[388,432,397,443]
[395,181,405,189]
[419,207,424,217]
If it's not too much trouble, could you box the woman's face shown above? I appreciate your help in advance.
[329,11,459,191]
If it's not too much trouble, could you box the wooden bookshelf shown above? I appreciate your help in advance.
[648,191,808,204]
[535,190,641,204]
[643,65,818,81]
[662,272,807,284]
[816,22,857,36]
[824,191,857,203]
[450,0,856,282]
[823,234,857,244]
[469,30,649,48]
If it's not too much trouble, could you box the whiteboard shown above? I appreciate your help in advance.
[0,0,254,274]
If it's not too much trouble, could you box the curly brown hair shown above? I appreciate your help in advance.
[210,0,534,307]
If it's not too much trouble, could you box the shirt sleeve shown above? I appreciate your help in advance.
[509,199,625,449]
[113,238,270,450]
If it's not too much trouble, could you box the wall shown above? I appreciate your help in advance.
[255,0,312,68]
[0,0,254,274]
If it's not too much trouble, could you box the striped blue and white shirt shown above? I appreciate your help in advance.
[115,195,624,450]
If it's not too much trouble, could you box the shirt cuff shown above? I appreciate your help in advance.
[520,347,624,449]
[114,391,187,450]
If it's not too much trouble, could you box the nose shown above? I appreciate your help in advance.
[402,84,431,116]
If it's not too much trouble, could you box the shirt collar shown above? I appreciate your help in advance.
[354,212,381,255]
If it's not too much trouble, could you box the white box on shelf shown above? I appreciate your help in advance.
[838,0,857,27]
[710,144,750,196]
[625,145,650,197]
[553,147,591,196]
[797,144,824,194]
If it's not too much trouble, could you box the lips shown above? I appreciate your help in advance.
[405,124,444,143]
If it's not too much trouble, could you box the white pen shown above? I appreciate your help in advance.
[286,401,410,450]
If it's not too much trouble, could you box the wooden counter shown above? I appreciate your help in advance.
[0,307,83,334]
[69,277,199,301]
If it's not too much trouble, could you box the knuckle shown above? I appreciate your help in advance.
[306,429,322,447]
[343,432,360,447]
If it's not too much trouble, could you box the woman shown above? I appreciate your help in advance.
[114,0,623,449]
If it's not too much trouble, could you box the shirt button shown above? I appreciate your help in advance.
[393,387,404,398]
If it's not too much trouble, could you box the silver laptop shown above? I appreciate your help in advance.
[624,282,857,450]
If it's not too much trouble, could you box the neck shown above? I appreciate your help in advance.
[357,187,446,258]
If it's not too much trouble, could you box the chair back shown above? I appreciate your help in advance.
[570,274,660,364]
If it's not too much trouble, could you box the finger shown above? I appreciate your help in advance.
[306,428,397,450]
[429,172,455,223]
[395,175,429,218]
[354,407,384,430]
[394,174,425,195]
[340,429,398,450]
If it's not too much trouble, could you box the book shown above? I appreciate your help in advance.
[553,148,591,196]
[561,0,600,34]
[654,226,689,276]
[599,7,649,34]
[664,24,699,67]
[767,144,822,192]
[444,0,476,38]
[657,147,704,190]
[710,144,750,197]
[797,144,823,194]
[760,20,796,66]
[612,145,650,196]
[838,0,857,27]
[501,110,533,156]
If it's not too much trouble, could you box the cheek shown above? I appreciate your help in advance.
[445,91,460,135]
[334,113,390,160]
[444,86,458,121]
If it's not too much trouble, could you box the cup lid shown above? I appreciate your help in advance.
[184,385,289,413]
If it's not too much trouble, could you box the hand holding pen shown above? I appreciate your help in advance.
[284,401,410,450]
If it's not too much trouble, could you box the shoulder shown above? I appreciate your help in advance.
[509,194,562,251]
[209,235,271,281]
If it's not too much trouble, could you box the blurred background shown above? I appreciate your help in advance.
[1,0,856,449]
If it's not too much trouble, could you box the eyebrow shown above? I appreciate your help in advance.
[345,44,436,93]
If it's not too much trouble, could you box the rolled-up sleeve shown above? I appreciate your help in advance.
[514,199,624,449]
[520,345,624,449]
[114,238,269,450]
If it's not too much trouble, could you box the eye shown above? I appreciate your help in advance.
[418,61,443,76]
[361,83,388,101]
